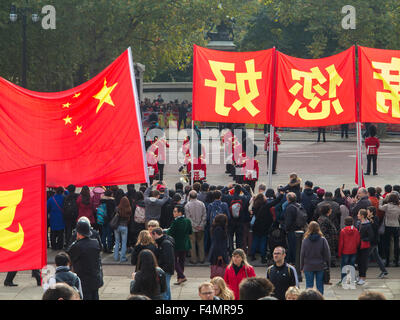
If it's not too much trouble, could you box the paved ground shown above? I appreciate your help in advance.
[1,260,400,300]
[1,129,399,300]
[1,249,400,300]
[162,129,400,191]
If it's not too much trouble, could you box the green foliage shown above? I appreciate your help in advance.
[0,0,258,90]
[241,0,400,58]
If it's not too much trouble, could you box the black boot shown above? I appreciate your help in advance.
[32,270,41,286]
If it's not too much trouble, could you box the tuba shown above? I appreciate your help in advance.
[179,165,189,184]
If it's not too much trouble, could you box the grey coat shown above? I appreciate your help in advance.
[300,234,330,272]
[144,186,169,221]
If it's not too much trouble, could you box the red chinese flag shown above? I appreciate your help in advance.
[0,48,148,187]
[193,45,274,124]
[273,47,357,127]
[359,46,400,123]
[0,165,46,272]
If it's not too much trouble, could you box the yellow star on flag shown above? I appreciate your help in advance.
[93,79,118,114]
[62,102,71,109]
[63,115,72,125]
[73,93,81,99]
[74,125,82,136]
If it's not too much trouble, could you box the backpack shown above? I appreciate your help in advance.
[134,205,146,224]
[267,264,292,278]
[294,203,308,230]
[96,203,107,226]
[230,199,243,219]
[268,226,287,251]
[209,202,224,224]
[62,194,78,221]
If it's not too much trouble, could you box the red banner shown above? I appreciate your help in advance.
[0,49,148,187]
[0,165,46,272]
[359,46,400,123]
[273,47,357,127]
[193,45,274,124]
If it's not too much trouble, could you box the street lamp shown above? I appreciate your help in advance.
[9,3,40,88]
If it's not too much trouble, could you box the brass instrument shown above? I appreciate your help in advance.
[179,165,189,184]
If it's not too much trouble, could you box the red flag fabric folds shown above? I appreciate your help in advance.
[359,46,400,123]
[0,49,148,187]
[0,165,46,272]
[193,45,274,124]
[273,47,357,127]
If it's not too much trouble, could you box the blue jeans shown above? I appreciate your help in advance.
[250,234,267,257]
[161,273,172,300]
[304,270,325,295]
[114,225,128,262]
[340,254,357,280]
[101,223,113,251]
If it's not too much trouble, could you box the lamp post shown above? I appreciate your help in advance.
[10,3,40,88]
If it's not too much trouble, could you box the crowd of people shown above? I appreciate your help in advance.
[6,170,396,301]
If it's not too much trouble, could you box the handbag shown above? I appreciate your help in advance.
[210,258,226,279]
[109,212,120,230]
[323,267,331,285]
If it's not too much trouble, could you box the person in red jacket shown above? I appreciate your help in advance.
[242,157,259,192]
[224,248,256,300]
[146,146,159,185]
[338,216,360,281]
[364,125,380,175]
[264,128,281,174]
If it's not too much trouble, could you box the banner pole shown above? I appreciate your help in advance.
[268,125,274,188]
[356,122,363,187]
[191,120,194,185]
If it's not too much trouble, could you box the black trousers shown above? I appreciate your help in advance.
[5,270,41,284]
[83,289,99,300]
[267,151,278,173]
[50,229,64,250]
[158,163,165,181]
[341,124,349,138]
[384,227,399,264]
[366,154,377,174]
[178,117,186,130]
[228,220,243,254]
[317,128,326,142]
[358,248,370,277]
[64,220,75,249]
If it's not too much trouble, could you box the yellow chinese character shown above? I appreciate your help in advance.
[205,59,262,117]
[372,57,400,118]
[287,64,344,120]
[0,189,24,252]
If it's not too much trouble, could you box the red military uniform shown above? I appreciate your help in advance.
[187,156,207,183]
[146,144,159,183]
[365,136,380,175]
[264,131,281,174]
[242,158,259,192]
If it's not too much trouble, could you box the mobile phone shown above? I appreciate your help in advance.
[342,184,345,189]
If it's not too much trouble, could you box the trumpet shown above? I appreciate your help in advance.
[179,165,189,183]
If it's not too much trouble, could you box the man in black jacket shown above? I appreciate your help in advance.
[67,220,103,300]
[266,246,298,300]
[152,227,175,300]
[301,181,317,223]
[284,193,299,264]
[350,188,371,219]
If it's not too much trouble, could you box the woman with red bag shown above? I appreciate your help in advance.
[224,248,256,300]
[356,209,375,285]
[208,214,229,279]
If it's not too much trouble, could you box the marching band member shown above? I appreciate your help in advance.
[265,128,281,174]
[146,142,159,185]
[153,136,170,181]
[364,125,380,175]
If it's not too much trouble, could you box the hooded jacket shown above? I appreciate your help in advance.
[144,186,170,221]
[300,234,330,272]
[338,225,360,257]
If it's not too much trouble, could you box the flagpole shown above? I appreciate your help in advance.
[356,122,363,187]
[267,125,274,188]
[191,120,194,185]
